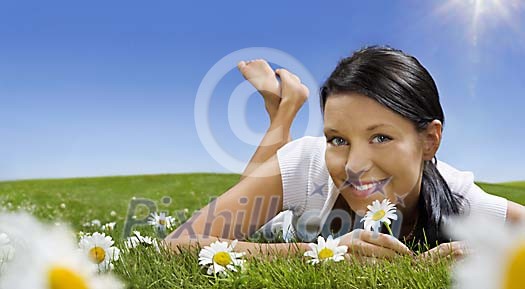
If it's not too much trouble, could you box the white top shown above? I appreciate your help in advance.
[257,136,508,242]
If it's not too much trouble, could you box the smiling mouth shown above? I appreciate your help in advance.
[341,178,390,198]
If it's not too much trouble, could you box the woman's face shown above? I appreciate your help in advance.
[324,92,428,215]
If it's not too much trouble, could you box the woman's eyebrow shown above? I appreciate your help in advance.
[324,124,394,134]
[324,128,340,134]
[366,123,394,131]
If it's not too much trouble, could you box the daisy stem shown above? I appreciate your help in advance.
[384,222,393,236]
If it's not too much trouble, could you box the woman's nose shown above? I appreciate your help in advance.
[344,147,373,178]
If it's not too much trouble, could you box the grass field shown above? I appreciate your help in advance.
[0,174,523,288]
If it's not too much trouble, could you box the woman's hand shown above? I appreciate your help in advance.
[417,241,469,262]
[338,229,414,261]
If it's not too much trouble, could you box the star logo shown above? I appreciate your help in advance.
[310,182,327,197]
[340,168,366,191]
[287,204,301,212]
[340,167,392,197]
[394,192,410,208]
[374,176,392,197]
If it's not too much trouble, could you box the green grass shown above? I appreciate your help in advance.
[477,182,525,204]
[0,173,240,234]
[0,174,523,289]
[501,181,525,188]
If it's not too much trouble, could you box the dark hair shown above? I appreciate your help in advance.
[321,45,467,249]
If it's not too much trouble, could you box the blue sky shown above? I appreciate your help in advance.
[1,0,524,183]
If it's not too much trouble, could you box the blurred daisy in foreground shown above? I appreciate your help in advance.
[79,232,120,272]
[148,212,175,232]
[0,232,15,262]
[361,199,398,235]
[304,235,348,265]
[198,240,245,275]
[124,231,160,252]
[0,212,123,289]
[446,213,525,289]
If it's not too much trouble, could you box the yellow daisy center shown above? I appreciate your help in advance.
[158,219,166,225]
[318,247,334,260]
[212,251,232,266]
[503,242,525,289]
[88,246,106,264]
[372,210,386,221]
[48,266,89,289]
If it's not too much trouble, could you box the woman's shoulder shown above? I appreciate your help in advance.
[276,136,326,169]
[276,136,330,213]
[436,160,508,223]
[276,135,327,177]
[278,136,326,154]
[436,160,475,195]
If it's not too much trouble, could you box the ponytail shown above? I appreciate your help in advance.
[412,157,467,249]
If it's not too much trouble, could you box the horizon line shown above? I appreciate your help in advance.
[0,172,521,186]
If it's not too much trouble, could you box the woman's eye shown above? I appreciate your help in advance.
[371,135,392,144]
[328,137,348,146]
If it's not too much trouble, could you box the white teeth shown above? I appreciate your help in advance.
[351,183,376,191]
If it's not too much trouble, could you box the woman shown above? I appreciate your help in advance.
[166,46,525,261]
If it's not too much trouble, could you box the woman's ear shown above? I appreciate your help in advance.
[422,120,442,161]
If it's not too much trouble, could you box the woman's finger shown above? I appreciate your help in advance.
[352,229,413,256]
[418,241,467,262]
[347,238,400,259]
[419,244,449,261]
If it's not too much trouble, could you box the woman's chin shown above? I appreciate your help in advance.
[342,191,396,215]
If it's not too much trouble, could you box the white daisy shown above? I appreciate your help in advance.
[101,222,116,232]
[198,240,245,275]
[446,213,525,289]
[361,199,398,234]
[83,219,102,228]
[0,212,123,289]
[79,232,120,272]
[0,232,15,262]
[148,212,175,231]
[124,231,159,252]
[304,235,348,264]
[91,219,101,228]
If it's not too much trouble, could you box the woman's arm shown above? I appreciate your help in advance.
[240,68,308,181]
[166,153,283,239]
[165,68,309,257]
[164,152,306,257]
[165,233,310,258]
[239,102,295,182]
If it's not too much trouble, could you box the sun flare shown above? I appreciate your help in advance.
[435,0,524,45]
